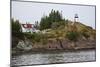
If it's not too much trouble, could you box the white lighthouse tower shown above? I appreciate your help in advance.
[72,14,79,25]
[74,14,79,22]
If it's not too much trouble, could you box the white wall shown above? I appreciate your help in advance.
[0,0,99,67]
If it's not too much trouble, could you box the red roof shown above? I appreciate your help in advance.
[22,24,33,28]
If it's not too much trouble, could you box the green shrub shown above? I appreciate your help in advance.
[27,33,41,42]
[34,34,41,42]
[23,32,47,43]
[66,31,79,41]
[81,28,90,39]
[11,19,22,33]
[82,32,90,39]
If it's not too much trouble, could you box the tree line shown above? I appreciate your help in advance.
[39,9,66,30]
[11,9,66,32]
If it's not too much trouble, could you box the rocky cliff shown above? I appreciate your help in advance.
[12,21,96,52]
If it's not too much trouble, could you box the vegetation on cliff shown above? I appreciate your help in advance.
[11,9,96,51]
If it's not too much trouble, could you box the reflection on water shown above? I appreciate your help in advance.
[11,50,96,66]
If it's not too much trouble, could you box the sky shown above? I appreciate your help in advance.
[11,1,96,29]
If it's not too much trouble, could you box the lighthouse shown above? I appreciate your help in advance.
[72,14,79,25]
[74,14,79,22]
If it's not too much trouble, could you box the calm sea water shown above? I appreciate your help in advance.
[11,50,96,66]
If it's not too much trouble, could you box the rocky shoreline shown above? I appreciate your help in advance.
[12,47,95,56]
[12,37,96,56]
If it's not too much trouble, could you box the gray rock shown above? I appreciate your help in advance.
[17,40,33,51]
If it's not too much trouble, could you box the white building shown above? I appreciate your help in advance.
[21,23,40,33]
[74,14,79,22]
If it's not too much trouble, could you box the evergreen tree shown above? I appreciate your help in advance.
[34,21,39,29]
[40,16,52,30]
[11,18,22,33]
[39,9,64,30]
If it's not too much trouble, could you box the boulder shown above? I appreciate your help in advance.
[17,40,33,51]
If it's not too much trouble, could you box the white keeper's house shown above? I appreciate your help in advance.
[21,23,39,33]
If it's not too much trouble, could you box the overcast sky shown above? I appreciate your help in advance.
[11,1,96,29]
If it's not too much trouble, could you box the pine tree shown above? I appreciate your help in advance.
[39,9,64,30]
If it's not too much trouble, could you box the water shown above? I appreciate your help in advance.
[11,50,96,66]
